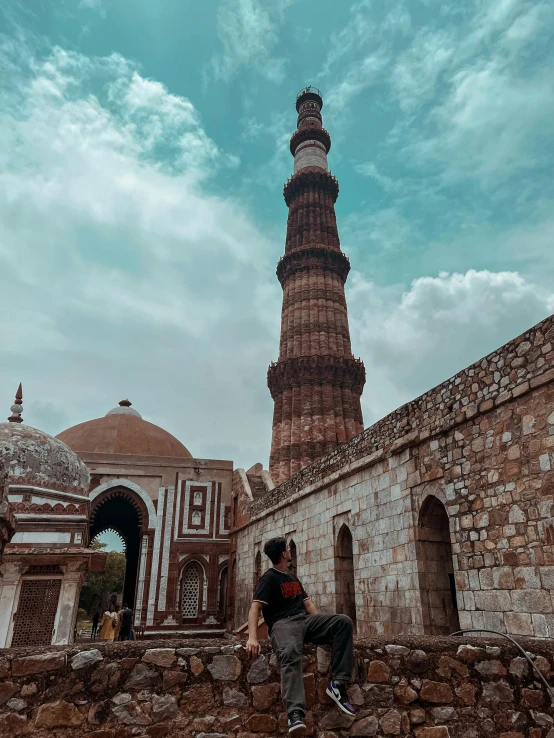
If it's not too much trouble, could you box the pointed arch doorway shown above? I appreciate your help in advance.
[335,524,356,630]
[89,487,147,610]
[416,495,460,635]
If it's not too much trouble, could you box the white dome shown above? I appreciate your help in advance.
[0,422,90,494]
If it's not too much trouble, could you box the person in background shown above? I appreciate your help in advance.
[113,604,121,641]
[119,603,133,641]
[91,609,101,640]
[247,537,355,736]
[99,605,118,641]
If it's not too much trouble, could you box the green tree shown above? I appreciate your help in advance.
[79,542,126,614]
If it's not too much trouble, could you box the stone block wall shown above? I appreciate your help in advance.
[1,636,554,737]
[232,315,554,638]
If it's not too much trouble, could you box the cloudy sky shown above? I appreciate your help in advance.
[2,0,554,472]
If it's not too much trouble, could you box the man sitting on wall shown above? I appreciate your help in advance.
[246,537,355,736]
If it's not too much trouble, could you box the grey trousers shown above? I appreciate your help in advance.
[270,612,354,717]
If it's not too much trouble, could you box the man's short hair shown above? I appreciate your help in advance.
[263,537,287,564]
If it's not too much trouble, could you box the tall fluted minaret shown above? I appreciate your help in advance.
[268,87,365,485]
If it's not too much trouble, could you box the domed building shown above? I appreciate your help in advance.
[0,386,106,648]
[0,390,232,646]
[57,398,232,638]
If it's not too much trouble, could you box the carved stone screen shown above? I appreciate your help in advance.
[11,578,61,646]
[182,563,201,619]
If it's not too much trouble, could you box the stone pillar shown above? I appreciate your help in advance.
[0,561,22,647]
[53,560,86,645]
[134,534,149,627]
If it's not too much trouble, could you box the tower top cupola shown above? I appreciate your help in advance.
[290,86,331,175]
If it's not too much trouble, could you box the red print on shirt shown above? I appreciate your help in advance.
[281,581,302,599]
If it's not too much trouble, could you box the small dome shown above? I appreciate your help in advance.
[0,422,90,494]
[57,404,191,458]
[105,399,142,418]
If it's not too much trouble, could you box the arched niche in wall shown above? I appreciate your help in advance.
[218,565,228,622]
[253,550,262,589]
[179,559,206,622]
[288,538,297,576]
[334,523,356,631]
[416,494,460,635]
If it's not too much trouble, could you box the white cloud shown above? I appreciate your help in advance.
[79,0,106,18]
[208,0,294,83]
[348,269,554,425]
[410,59,554,185]
[0,41,281,467]
[325,53,389,114]
[353,162,396,192]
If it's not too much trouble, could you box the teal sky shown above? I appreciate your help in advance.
[1,0,554,469]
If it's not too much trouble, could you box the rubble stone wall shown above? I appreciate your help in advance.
[233,316,554,638]
[1,636,554,738]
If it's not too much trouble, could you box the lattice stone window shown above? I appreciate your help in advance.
[193,490,203,506]
[182,563,201,618]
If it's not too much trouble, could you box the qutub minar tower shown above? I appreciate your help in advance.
[268,87,366,484]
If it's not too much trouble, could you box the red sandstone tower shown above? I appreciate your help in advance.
[268,87,365,485]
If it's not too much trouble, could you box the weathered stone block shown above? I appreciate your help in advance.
[162,670,188,690]
[0,713,28,737]
[12,652,65,677]
[71,649,103,670]
[190,656,204,676]
[0,682,18,705]
[112,700,153,726]
[414,728,451,738]
[222,688,248,707]
[380,709,402,735]
[475,660,507,676]
[142,649,176,668]
[207,655,242,681]
[351,715,379,736]
[35,699,84,728]
[318,711,355,730]
[247,655,270,684]
[420,680,453,704]
[251,682,280,710]
[407,649,430,674]
[482,680,514,703]
[366,659,391,683]
[245,713,278,732]
[124,664,161,691]
[151,694,179,722]
[394,683,418,705]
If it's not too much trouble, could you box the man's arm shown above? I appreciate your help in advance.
[304,597,318,615]
[246,601,264,659]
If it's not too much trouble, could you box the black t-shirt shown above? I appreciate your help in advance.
[120,608,133,629]
[253,568,309,631]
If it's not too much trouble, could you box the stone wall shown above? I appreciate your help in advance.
[1,636,553,737]
[232,315,554,638]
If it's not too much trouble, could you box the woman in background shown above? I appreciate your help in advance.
[99,605,118,641]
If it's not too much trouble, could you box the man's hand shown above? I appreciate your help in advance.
[246,637,261,659]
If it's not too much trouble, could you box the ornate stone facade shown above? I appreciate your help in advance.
[0,396,231,647]
[57,400,232,637]
[0,388,105,648]
[268,87,365,485]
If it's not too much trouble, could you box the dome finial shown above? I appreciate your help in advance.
[119,399,132,407]
[8,383,23,423]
